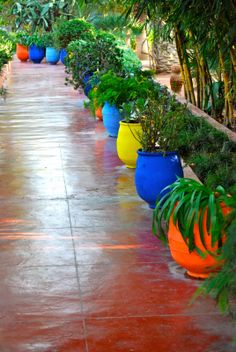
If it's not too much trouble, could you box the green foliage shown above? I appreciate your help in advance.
[15,31,30,46]
[189,152,236,190]
[27,32,45,48]
[65,28,141,90]
[121,46,141,73]
[153,177,228,254]
[42,31,55,48]
[0,29,15,73]
[127,86,189,152]
[11,0,73,32]
[204,81,224,117]
[65,39,97,89]
[54,18,95,49]
[195,185,236,316]
[89,71,153,110]
[90,13,142,47]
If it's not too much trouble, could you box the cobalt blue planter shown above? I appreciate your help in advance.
[60,48,67,64]
[102,102,122,138]
[83,72,93,97]
[29,45,45,64]
[46,47,60,65]
[135,150,183,209]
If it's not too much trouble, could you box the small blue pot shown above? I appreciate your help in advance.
[46,47,60,65]
[135,150,183,208]
[29,45,45,64]
[83,72,93,97]
[60,48,67,64]
[102,102,122,138]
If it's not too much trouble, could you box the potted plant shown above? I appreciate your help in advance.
[15,31,30,62]
[44,32,60,65]
[152,177,232,279]
[117,72,155,168]
[28,33,45,64]
[90,72,124,137]
[90,71,147,139]
[132,85,188,208]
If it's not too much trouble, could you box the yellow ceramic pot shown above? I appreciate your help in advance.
[117,121,142,168]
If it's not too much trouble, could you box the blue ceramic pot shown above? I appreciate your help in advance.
[60,48,67,64]
[102,102,122,138]
[135,150,183,208]
[83,72,93,97]
[29,45,45,64]
[46,47,60,65]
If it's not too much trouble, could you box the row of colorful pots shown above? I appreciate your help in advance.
[96,102,223,280]
[16,44,67,65]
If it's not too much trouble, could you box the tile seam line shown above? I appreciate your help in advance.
[83,312,222,320]
[59,143,89,352]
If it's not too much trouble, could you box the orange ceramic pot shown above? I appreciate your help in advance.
[95,106,103,121]
[16,44,29,62]
[168,205,231,279]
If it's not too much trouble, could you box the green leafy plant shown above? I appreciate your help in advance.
[11,0,73,32]
[42,31,55,47]
[28,32,45,48]
[15,31,30,46]
[128,86,189,152]
[89,71,154,112]
[0,29,15,73]
[54,18,95,49]
[204,81,224,117]
[65,27,141,90]
[195,185,236,315]
[0,29,15,59]
[152,177,229,255]
[65,38,98,90]
[91,13,143,46]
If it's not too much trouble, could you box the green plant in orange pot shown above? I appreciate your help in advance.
[152,177,232,279]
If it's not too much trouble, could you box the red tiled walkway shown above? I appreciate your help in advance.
[0,59,235,352]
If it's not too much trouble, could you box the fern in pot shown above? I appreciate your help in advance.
[152,177,232,279]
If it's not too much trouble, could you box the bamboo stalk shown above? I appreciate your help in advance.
[194,47,203,108]
[230,46,236,73]
[175,29,196,105]
[174,31,188,100]
[219,49,234,125]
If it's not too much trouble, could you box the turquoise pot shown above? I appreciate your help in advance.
[46,47,60,65]
[102,102,122,138]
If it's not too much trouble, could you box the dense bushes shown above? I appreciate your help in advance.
[54,19,95,49]
[65,26,141,90]
[0,29,14,74]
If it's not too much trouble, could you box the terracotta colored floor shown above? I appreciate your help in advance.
[0,58,235,352]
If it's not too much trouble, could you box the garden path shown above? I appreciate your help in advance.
[0,58,235,352]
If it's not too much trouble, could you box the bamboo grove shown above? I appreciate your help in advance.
[124,0,236,128]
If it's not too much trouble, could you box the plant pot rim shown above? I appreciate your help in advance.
[120,120,140,125]
[137,149,179,156]
[29,44,45,49]
[17,43,28,48]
